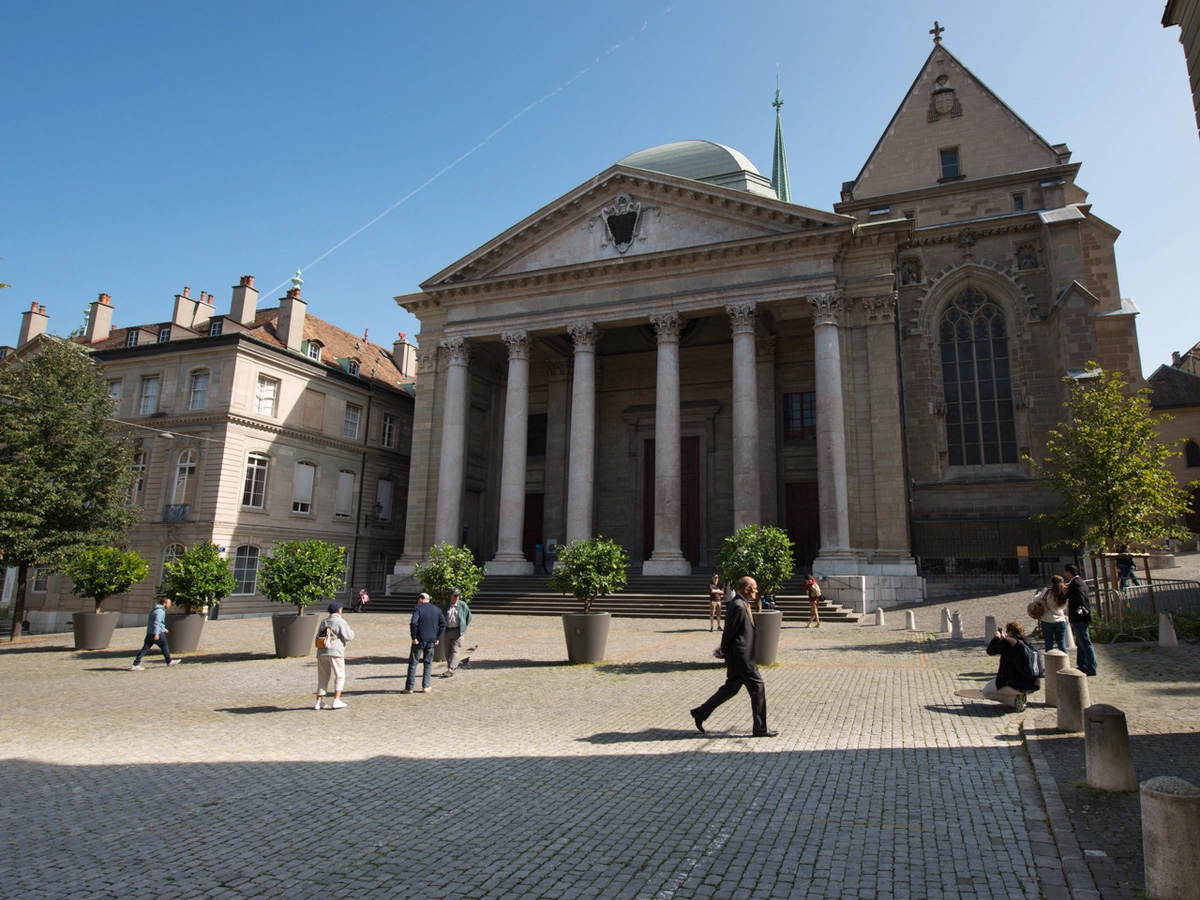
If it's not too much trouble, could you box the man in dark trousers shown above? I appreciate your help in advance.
[689,576,778,737]
[403,592,446,694]
[1064,564,1098,676]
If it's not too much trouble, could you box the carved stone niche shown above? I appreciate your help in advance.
[927,74,963,121]
[586,193,660,255]
[899,257,922,286]
[1015,241,1040,271]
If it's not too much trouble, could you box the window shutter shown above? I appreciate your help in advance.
[293,462,315,505]
[335,471,355,517]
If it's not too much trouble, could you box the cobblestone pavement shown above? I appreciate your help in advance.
[1,568,1196,900]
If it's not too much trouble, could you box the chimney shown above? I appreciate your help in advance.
[229,275,258,326]
[18,302,50,347]
[277,286,307,352]
[192,290,214,332]
[393,332,417,378]
[85,293,114,343]
[1173,351,1182,367]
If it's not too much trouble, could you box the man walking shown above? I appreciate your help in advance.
[130,596,180,670]
[403,592,446,694]
[441,588,472,678]
[1064,564,1098,676]
[689,576,778,737]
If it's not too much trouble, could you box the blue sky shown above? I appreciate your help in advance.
[4,2,1198,378]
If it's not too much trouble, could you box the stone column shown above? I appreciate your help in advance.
[396,345,442,573]
[488,331,535,574]
[644,311,690,576]
[565,322,601,543]
[810,291,852,557]
[726,301,761,529]
[433,335,471,547]
[542,360,570,551]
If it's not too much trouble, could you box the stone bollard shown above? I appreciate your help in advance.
[1065,622,1076,651]
[874,607,886,627]
[1161,613,1180,648]
[905,610,917,631]
[940,607,951,633]
[1085,704,1138,791]
[951,611,964,640]
[984,615,997,644]
[1056,668,1090,732]
[1142,776,1200,900]
[1043,650,1069,707]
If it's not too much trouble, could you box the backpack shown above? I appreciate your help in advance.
[1012,639,1043,680]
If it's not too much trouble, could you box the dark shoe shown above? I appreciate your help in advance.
[752,728,779,738]
[689,708,706,733]
[1013,693,1027,713]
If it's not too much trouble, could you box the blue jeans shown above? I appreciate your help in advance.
[406,642,435,690]
[1118,566,1139,591]
[1043,621,1066,653]
[133,633,172,665]
[1072,621,1097,675]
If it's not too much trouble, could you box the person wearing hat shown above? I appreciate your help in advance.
[442,587,472,678]
[315,601,355,710]
[403,592,446,694]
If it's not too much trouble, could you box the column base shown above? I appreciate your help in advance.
[485,555,535,576]
[642,555,692,577]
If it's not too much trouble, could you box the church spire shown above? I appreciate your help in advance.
[770,74,791,203]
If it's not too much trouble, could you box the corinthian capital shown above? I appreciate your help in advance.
[808,291,844,327]
[649,311,683,342]
[725,301,758,336]
[440,335,472,367]
[567,322,602,352]
[860,292,897,325]
[416,347,439,374]
[501,330,533,361]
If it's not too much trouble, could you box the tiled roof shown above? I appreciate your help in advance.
[77,305,414,393]
[1149,364,1200,409]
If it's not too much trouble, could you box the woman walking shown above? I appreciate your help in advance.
[804,575,822,628]
[708,573,724,632]
[1037,575,1069,653]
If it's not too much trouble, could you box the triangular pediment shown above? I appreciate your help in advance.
[422,166,854,288]
[847,44,1064,201]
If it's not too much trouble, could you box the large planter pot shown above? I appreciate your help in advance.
[755,609,783,666]
[165,613,206,653]
[271,612,322,659]
[72,611,119,651]
[562,611,611,664]
[433,640,448,663]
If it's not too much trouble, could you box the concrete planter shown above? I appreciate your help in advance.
[562,612,611,664]
[271,613,322,659]
[755,609,783,666]
[165,613,206,653]
[72,611,119,651]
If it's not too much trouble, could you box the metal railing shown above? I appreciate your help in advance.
[162,504,190,523]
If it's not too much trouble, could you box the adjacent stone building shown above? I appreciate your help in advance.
[4,277,416,630]
[392,36,1145,610]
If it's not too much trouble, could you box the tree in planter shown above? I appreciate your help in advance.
[0,339,141,639]
[64,546,150,614]
[413,542,484,609]
[1027,364,1195,550]
[258,540,346,615]
[716,525,795,613]
[550,537,629,615]
[162,542,237,615]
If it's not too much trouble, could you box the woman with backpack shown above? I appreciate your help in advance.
[1035,575,1069,652]
[982,620,1041,712]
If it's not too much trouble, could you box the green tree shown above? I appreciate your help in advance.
[0,339,140,639]
[413,542,484,608]
[258,540,346,616]
[1027,364,1194,549]
[716,525,795,612]
[162,542,237,615]
[64,546,149,614]
[550,537,629,615]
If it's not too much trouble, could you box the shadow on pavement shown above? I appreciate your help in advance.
[0,643,75,655]
[580,728,738,743]
[595,660,722,675]
[217,705,303,715]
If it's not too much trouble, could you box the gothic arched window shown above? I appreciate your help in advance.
[1186,440,1200,468]
[939,287,1018,466]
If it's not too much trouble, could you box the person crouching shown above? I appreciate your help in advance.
[982,620,1041,712]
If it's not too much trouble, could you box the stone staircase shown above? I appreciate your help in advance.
[369,575,861,622]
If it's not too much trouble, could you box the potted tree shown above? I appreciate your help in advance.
[161,542,237,653]
[551,536,628,663]
[716,525,795,665]
[64,546,150,650]
[259,539,347,658]
[413,542,484,662]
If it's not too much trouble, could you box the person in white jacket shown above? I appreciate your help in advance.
[1037,574,1068,653]
[315,602,355,710]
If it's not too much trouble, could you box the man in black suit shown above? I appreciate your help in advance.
[690,576,778,737]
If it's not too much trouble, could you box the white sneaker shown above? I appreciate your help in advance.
[167,660,181,666]
[420,686,432,693]
[330,699,347,709]
[314,699,325,710]
[130,664,145,671]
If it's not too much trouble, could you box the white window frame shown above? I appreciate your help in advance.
[173,449,197,506]
[375,478,393,522]
[126,451,147,507]
[307,342,322,362]
[242,452,269,508]
[31,568,49,593]
[139,376,160,415]
[209,320,223,336]
[348,360,360,377]
[292,461,315,514]
[343,403,362,440]
[161,543,185,584]
[125,331,139,347]
[157,326,171,343]
[189,371,210,410]
[381,414,396,449]
[255,375,280,417]
[232,545,260,595]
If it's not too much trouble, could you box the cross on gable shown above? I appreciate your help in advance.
[930,21,945,43]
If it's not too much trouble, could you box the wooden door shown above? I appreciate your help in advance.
[522,492,545,562]
[785,481,820,569]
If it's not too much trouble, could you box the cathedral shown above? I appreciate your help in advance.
[391,34,1143,611]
